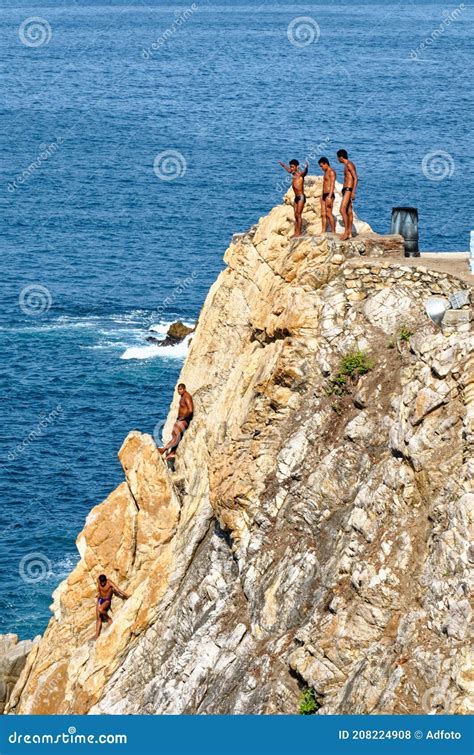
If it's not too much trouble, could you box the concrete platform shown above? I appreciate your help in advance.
[392,253,473,285]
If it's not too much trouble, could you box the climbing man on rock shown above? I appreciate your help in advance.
[337,149,358,241]
[95,574,129,640]
[278,158,309,238]
[318,157,336,234]
[158,383,194,462]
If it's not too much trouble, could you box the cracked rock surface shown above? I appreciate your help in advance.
[0,635,38,714]
[7,179,473,715]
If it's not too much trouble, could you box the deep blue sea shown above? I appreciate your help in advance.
[1,0,472,638]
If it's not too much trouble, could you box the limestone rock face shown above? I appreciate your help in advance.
[0,635,38,714]
[7,434,180,714]
[7,181,473,715]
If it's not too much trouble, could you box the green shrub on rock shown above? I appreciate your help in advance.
[299,687,320,715]
[399,326,413,343]
[326,350,374,396]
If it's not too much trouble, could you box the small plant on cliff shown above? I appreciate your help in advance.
[299,687,320,715]
[398,325,413,343]
[326,350,374,396]
[339,350,374,379]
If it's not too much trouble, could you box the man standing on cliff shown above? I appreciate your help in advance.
[95,574,129,640]
[278,158,309,238]
[337,149,358,241]
[318,157,336,234]
[158,383,194,461]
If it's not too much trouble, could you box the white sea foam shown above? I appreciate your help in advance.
[147,323,169,336]
[8,311,152,333]
[120,333,193,361]
[148,319,194,335]
[81,341,132,351]
[8,312,194,358]
[7,314,192,336]
[48,553,79,583]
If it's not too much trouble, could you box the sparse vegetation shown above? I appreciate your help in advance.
[339,350,374,378]
[299,686,320,715]
[326,350,374,396]
[387,338,395,349]
[398,326,413,343]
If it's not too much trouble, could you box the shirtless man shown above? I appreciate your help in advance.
[337,149,358,241]
[278,158,309,238]
[158,383,194,456]
[318,157,336,233]
[95,574,128,640]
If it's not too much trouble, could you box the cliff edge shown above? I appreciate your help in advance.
[7,178,473,715]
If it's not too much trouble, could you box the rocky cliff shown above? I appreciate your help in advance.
[0,636,37,714]
[7,178,473,715]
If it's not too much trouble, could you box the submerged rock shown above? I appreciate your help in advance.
[168,321,194,341]
[146,320,194,346]
[7,178,473,715]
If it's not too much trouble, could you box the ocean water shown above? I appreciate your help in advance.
[1,0,472,638]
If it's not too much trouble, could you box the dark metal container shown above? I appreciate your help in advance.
[391,207,419,257]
